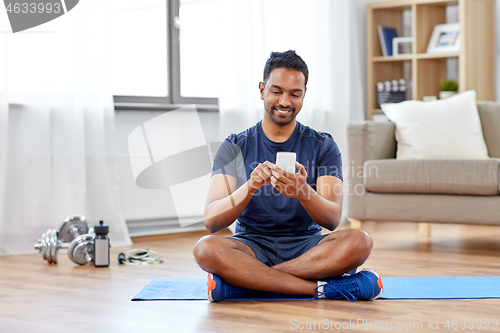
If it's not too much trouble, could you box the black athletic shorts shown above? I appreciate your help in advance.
[228,233,328,267]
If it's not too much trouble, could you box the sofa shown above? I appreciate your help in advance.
[346,101,500,238]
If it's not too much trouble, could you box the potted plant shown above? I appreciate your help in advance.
[439,80,458,99]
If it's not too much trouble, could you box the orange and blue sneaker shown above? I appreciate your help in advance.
[207,273,251,302]
[314,268,383,302]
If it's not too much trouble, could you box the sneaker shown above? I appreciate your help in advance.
[314,268,383,302]
[207,273,251,302]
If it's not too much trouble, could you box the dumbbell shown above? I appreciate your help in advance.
[34,215,90,264]
[59,215,90,243]
[63,215,95,264]
[67,232,94,265]
[34,229,69,264]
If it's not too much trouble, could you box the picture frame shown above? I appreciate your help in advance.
[426,23,460,54]
[392,37,414,56]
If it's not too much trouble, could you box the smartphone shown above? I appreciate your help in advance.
[276,152,296,174]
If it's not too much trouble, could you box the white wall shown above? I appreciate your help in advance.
[114,110,220,233]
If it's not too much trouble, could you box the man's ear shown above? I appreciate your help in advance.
[303,87,307,98]
[259,82,265,100]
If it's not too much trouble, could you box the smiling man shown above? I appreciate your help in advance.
[193,50,383,302]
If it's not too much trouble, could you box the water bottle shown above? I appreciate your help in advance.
[93,220,110,267]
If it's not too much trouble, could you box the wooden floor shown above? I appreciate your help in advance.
[1,222,500,333]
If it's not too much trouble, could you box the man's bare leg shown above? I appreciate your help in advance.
[193,228,372,296]
[272,228,372,280]
[194,235,318,296]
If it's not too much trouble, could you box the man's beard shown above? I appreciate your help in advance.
[265,105,297,125]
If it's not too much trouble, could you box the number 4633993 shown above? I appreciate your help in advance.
[444,319,498,330]
[6,2,62,14]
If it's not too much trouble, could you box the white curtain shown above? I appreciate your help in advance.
[218,0,365,222]
[0,1,131,255]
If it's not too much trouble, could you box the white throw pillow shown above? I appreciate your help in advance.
[381,90,489,159]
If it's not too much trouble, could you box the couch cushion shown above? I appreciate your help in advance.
[477,101,500,159]
[381,91,490,160]
[363,159,500,195]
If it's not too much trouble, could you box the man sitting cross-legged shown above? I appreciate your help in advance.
[193,50,383,302]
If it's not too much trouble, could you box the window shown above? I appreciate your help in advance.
[106,0,219,110]
[178,0,221,99]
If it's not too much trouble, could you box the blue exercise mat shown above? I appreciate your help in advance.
[381,277,500,299]
[132,279,311,301]
[132,277,500,301]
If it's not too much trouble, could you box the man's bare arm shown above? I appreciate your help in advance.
[297,175,343,230]
[204,161,274,233]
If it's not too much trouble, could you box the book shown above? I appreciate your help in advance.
[377,26,398,56]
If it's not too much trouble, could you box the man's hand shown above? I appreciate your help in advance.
[271,161,309,200]
[249,161,274,190]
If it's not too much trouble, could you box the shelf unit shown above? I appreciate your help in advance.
[366,0,496,120]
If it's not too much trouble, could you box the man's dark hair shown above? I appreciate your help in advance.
[263,50,309,87]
